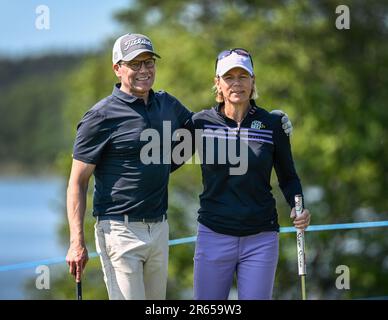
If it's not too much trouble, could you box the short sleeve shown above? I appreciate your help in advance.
[72,110,112,164]
[172,96,194,128]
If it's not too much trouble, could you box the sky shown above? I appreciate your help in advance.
[0,0,132,58]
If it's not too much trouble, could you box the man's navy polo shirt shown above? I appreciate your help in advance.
[73,84,192,218]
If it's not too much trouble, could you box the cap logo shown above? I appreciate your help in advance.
[123,38,152,51]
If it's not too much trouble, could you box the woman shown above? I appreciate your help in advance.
[190,48,311,300]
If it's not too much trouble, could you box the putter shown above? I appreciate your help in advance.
[295,194,307,300]
[76,280,82,300]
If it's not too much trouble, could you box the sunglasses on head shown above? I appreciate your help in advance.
[215,48,253,71]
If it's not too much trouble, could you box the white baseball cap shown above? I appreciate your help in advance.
[216,50,254,77]
[112,33,161,64]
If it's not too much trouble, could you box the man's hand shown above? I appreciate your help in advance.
[270,109,293,136]
[290,208,311,231]
[66,243,89,282]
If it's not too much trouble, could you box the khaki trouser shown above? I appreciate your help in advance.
[95,217,169,300]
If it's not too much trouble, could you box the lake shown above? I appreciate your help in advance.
[0,177,66,299]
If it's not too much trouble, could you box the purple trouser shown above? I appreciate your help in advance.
[194,223,279,300]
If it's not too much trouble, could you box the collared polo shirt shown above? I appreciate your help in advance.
[73,84,193,218]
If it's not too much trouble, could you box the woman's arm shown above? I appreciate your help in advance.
[273,115,311,230]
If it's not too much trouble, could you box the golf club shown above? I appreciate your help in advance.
[295,194,307,300]
[76,280,82,300]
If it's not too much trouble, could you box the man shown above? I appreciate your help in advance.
[65,33,193,300]
[65,33,293,300]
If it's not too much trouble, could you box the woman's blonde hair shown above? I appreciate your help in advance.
[213,77,258,103]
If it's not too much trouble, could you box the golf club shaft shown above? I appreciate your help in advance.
[76,281,82,300]
[301,275,306,300]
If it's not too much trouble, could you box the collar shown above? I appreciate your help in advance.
[214,99,259,116]
[112,83,156,105]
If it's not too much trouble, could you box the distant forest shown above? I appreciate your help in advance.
[0,54,86,174]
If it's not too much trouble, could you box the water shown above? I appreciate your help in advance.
[0,177,65,299]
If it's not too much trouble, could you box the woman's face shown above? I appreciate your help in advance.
[216,67,254,105]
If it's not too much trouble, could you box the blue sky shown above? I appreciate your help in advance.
[0,0,132,57]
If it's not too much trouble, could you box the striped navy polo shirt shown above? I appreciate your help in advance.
[190,100,303,236]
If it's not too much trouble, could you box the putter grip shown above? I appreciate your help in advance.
[295,195,306,275]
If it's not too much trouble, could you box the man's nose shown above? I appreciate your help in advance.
[139,61,148,71]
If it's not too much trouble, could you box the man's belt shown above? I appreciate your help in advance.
[97,213,167,223]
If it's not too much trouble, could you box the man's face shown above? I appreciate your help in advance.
[114,52,156,98]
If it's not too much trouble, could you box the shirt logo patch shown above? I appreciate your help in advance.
[251,120,264,129]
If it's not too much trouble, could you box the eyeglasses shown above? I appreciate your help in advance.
[119,58,156,71]
[215,48,253,71]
